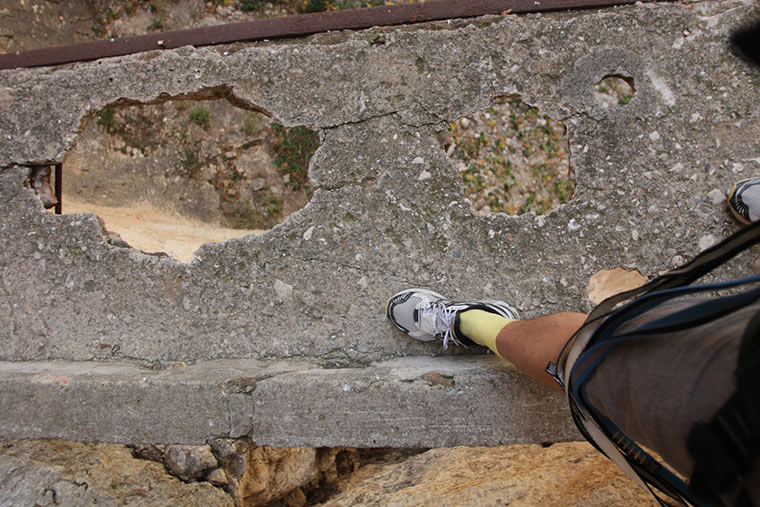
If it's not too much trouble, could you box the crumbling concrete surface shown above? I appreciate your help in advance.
[1,0,759,447]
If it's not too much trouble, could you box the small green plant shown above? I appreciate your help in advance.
[147,1,164,31]
[104,7,120,20]
[242,111,262,136]
[265,191,282,219]
[189,107,211,129]
[96,108,116,133]
[553,179,575,203]
[182,146,203,177]
[148,17,164,30]
[300,0,327,12]
[269,122,318,194]
[240,0,264,11]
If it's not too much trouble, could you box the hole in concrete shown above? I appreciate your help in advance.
[445,96,574,216]
[57,98,318,263]
[594,75,635,108]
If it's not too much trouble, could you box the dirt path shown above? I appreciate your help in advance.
[62,198,264,263]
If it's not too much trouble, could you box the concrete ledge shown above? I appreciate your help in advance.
[0,356,578,446]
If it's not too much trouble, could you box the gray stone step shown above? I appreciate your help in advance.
[0,356,577,447]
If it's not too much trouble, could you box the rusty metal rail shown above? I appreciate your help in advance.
[1,0,652,71]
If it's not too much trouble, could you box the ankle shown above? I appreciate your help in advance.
[459,309,516,357]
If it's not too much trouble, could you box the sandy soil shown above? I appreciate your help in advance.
[61,197,264,263]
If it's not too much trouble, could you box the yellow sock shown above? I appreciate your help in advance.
[459,310,516,358]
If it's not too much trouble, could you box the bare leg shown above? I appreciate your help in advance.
[494,312,587,392]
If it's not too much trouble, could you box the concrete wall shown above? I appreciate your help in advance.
[0,0,758,446]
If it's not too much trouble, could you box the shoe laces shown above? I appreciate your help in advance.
[424,302,463,349]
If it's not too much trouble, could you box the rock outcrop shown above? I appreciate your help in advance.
[0,439,232,506]
[321,443,657,506]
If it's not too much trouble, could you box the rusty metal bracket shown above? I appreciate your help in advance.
[0,0,655,71]
[54,163,62,215]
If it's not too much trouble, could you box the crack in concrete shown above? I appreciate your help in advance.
[398,114,449,130]
[321,110,399,131]
[318,176,378,193]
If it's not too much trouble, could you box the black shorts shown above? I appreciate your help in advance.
[564,277,760,504]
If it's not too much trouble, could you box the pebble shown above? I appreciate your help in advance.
[707,188,726,205]
[164,445,218,481]
[252,178,266,191]
[207,468,228,487]
[208,439,236,462]
[274,279,293,300]
[698,234,717,251]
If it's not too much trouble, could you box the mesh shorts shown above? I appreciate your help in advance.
[570,291,760,504]
[584,296,749,476]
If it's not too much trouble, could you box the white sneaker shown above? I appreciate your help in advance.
[386,288,518,349]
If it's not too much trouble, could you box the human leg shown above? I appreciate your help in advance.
[386,288,586,392]
[493,312,586,392]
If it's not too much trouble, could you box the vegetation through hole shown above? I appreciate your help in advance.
[594,75,635,108]
[58,98,319,263]
[445,96,575,216]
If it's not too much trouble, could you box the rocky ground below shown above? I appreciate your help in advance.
[0,439,656,506]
